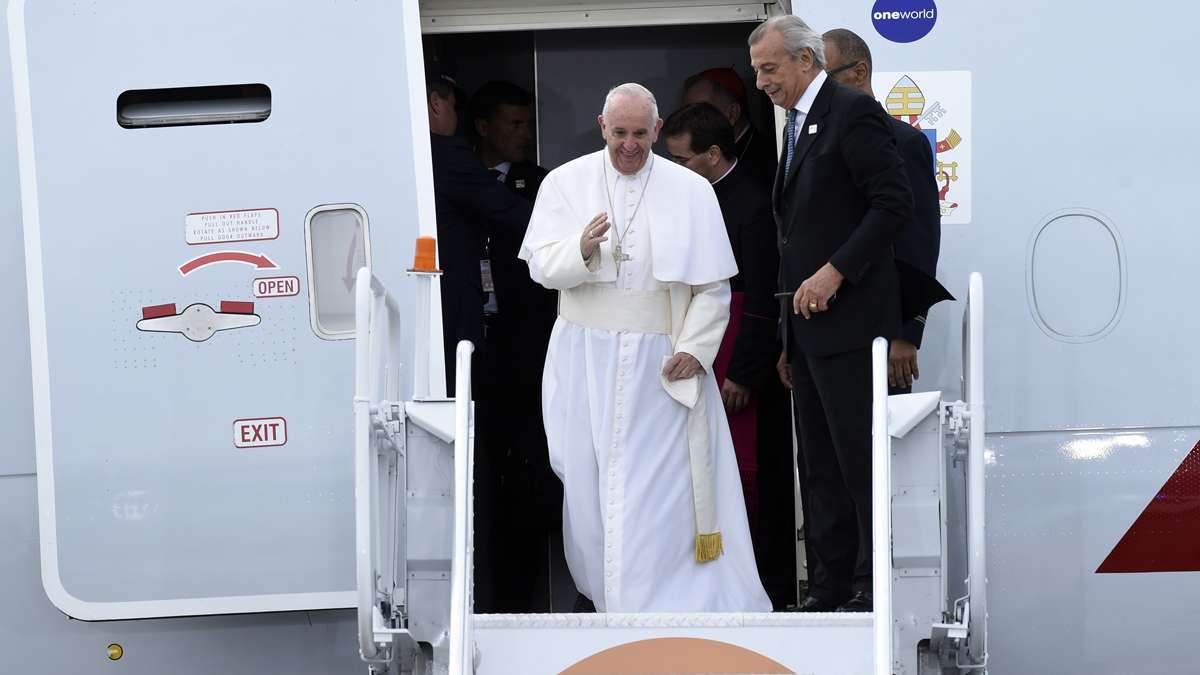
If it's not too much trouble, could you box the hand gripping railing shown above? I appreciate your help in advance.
[870,337,893,675]
[447,340,476,674]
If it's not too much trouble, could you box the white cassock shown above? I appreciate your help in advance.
[519,148,771,613]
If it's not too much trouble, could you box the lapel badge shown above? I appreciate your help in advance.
[514,179,526,189]
[807,124,818,135]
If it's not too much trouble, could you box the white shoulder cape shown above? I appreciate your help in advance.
[518,149,738,286]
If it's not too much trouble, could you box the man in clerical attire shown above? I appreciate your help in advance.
[519,83,770,613]
[681,67,778,188]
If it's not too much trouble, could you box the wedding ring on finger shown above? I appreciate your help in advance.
[808,301,818,311]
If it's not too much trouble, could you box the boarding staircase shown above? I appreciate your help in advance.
[351,268,989,674]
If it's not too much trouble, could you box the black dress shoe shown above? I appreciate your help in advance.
[788,594,842,612]
[836,591,873,612]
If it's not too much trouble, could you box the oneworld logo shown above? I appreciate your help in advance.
[872,0,937,43]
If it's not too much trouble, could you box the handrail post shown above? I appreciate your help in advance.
[448,340,475,674]
[965,273,988,665]
[354,267,379,661]
[870,337,893,675]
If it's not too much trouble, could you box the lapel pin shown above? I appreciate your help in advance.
[808,124,818,134]
[514,179,526,189]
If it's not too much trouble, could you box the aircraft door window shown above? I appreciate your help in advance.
[117,83,271,128]
[304,203,371,340]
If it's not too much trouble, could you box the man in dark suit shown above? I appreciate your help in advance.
[426,66,534,613]
[469,81,547,199]
[823,29,942,395]
[681,67,778,188]
[467,81,554,381]
[750,15,913,612]
[426,69,533,395]
[467,81,566,612]
[662,102,796,609]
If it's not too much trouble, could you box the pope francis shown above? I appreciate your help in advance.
[518,83,771,612]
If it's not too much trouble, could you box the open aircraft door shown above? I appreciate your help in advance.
[12,0,436,620]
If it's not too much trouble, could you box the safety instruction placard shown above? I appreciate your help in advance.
[186,208,280,245]
[873,71,972,225]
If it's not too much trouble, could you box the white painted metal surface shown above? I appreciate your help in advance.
[888,392,943,438]
[473,612,873,674]
[354,268,409,664]
[964,272,987,667]
[355,267,461,673]
[449,341,476,675]
[871,337,893,675]
[11,0,427,623]
[888,397,946,675]
[410,273,447,401]
[419,0,774,33]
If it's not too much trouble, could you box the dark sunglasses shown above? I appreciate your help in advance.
[826,61,861,77]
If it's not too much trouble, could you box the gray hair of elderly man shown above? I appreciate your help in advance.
[748,15,827,70]
[601,83,660,126]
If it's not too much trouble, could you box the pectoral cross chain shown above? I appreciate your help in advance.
[602,153,654,272]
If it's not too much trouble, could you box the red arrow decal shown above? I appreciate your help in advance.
[1097,439,1200,573]
[178,251,278,276]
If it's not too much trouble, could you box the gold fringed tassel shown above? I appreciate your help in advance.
[695,532,724,562]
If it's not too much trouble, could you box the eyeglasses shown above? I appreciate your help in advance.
[826,61,861,77]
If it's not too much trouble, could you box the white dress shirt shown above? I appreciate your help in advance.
[790,69,828,136]
[489,160,512,182]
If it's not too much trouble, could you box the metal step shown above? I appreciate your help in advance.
[472,612,874,674]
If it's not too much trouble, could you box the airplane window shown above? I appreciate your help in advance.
[305,204,371,340]
[1027,209,1125,343]
[117,83,271,129]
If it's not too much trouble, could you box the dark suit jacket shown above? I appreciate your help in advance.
[736,125,779,189]
[774,77,913,358]
[429,133,533,391]
[502,161,546,201]
[490,161,561,522]
[890,118,941,348]
[489,161,556,385]
[713,160,780,388]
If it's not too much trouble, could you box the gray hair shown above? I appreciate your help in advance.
[601,83,660,126]
[748,15,827,69]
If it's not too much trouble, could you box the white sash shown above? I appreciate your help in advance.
[558,284,723,562]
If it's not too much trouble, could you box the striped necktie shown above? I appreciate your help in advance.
[784,108,798,182]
